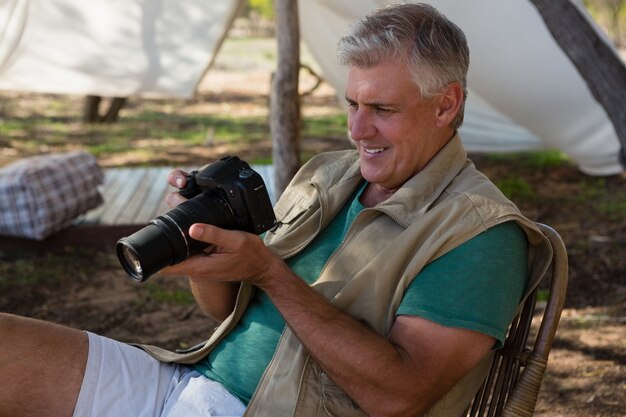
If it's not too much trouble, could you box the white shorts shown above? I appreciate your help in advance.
[73,332,246,417]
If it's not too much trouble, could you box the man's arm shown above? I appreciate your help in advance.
[165,224,494,417]
[187,278,240,321]
[258,257,494,417]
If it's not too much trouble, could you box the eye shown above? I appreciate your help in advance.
[346,99,358,109]
[376,106,393,115]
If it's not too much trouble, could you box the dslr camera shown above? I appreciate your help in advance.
[116,156,276,282]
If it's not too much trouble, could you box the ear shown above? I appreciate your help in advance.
[434,83,464,128]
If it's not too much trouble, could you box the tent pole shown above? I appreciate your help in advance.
[271,0,301,197]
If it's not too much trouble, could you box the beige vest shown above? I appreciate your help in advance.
[140,135,552,417]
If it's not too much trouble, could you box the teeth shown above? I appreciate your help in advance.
[364,147,385,154]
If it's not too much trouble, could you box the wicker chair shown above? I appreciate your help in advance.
[467,223,569,417]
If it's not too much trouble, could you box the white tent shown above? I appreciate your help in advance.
[0,0,623,175]
[0,0,242,98]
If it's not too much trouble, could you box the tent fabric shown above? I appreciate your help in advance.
[0,0,623,175]
[0,0,242,98]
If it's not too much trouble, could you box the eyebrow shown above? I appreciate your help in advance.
[345,95,395,108]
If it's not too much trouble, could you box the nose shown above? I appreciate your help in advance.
[348,108,377,141]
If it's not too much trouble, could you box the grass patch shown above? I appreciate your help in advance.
[0,249,113,288]
[495,177,536,201]
[596,200,626,217]
[536,289,550,302]
[573,177,626,220]
[3,102,350,167]
[487,150,571,168]
[249,155,273,165]
[575,178,607,203]
[302,114,347,138]
[144,282,195,305]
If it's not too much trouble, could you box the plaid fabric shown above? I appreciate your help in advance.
[0,152,104,240]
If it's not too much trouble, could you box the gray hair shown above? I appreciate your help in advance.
[337,3,469,129]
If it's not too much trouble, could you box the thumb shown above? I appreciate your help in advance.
[189,223,236,246]
[189,223,215,242]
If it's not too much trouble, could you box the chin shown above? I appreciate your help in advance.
[359,166,382,185]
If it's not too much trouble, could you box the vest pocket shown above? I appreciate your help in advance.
[318,371,366,417]
[266,191,314,239]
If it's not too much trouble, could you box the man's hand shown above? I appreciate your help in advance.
[165,168,190,208]
[162,224,280,286]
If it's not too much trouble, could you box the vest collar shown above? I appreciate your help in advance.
[370,133,468,227]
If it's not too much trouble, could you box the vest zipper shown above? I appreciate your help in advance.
[244,181,327,413]
[243,326,288,416]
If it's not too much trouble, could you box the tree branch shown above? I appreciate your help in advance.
[530,0,626,168]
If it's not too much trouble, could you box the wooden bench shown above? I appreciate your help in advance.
[0,165,275,251]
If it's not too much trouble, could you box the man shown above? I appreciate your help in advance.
[0,3,551,417]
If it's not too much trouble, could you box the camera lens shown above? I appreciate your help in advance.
[116,193,236,282]
[121,246,142,277]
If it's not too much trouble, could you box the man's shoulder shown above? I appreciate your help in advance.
[440,160,519,212]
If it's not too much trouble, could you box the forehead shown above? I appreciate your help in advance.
[346,61,420,101]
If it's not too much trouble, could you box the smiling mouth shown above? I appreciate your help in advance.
[363,147,386,155]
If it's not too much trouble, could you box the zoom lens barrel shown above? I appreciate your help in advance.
[116,193,235,282]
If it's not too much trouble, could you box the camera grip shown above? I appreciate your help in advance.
[178,171,200,199]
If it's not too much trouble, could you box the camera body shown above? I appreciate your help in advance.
[180,155,274,235]
[116,156,276,282]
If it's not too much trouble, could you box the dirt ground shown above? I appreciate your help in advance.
[1,66,625,415]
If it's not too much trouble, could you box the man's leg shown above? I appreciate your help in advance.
[0,313,88,417]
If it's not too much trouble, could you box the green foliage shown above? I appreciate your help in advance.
[248,0,274,20]
[583,0,626,46]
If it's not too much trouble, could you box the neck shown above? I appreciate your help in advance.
[359,183,398,207]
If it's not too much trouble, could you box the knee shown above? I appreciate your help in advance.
[0,312,21,333]
[0,313,34,345]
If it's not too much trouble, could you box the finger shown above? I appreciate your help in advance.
[159,226,229,275]
[160,254,211,276]
[166,191,187,208]
[167,169,189,188]
[189,224,246,250]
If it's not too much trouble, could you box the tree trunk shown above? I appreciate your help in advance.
[271,0,301,197]
[83,95,126,123]
[83,95,102,123]
[530,0,626,168]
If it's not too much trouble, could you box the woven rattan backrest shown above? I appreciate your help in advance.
[467,223,568,417]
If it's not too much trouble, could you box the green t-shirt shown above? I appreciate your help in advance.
[194,183,527,404]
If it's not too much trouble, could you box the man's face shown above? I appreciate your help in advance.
[345,59,450,192]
